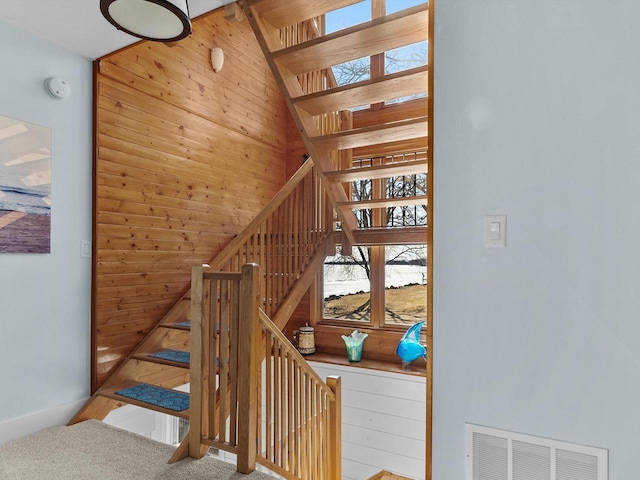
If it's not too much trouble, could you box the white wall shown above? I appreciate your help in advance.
[310,362,426,480]
[433,1,640,478]
[0,21,92,437]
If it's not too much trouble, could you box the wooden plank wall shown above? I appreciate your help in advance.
[93,8,290,390]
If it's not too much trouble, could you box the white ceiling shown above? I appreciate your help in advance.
[0,0,235,60]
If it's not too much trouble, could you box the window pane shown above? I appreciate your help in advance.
[332,57,371,87]
[352,178,373,229]
[386,172,427,227]
[386,0,427,15]
[384,245,427,325]
[385,41,428,74]
[324,246,371,322]
[325,0,371,34]
[385,40,428,104]
[326,1,371,92]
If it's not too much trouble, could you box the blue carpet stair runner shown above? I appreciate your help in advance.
[115,384,189,412]
[149,349,190,364]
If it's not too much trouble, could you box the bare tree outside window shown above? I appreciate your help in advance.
[323,166,427,324]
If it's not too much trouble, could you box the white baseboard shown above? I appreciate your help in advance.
[0,398,89,446]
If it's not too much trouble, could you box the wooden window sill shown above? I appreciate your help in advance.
[302,352,426,377]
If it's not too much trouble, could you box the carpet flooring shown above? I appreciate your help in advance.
[0,420,277,479]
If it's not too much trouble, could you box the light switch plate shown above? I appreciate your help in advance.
[484,215,506,247]
[81,239,91,258]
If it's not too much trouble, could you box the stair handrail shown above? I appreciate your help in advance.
[178,263,342,480]
[207,158,313,272]
[256,308,342,479]
[201,157,333,321]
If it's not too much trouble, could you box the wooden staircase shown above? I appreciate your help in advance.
[242,0,429,245]
[72,2,429,478]
[70,297,193,423]
[70,160,332,427]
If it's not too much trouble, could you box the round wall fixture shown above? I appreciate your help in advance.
[211,47,224,73]
[45,78,71,100]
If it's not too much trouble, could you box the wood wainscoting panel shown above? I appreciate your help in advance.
[93,8,289,390]
[309,362,426,480]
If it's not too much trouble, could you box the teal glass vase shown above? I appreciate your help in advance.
[342,330,368,362]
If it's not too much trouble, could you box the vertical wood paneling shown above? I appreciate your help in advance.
[93,8,289,390]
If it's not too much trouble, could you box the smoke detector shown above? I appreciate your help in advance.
[45,78,71,100]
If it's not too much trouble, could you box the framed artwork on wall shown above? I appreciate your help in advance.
[0,114,51,253]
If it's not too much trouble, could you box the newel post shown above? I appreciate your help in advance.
[188,265,205,459]
[237,263,261,473]
[327,375,342,480]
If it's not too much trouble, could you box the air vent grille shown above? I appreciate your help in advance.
[472,432,508,480]
[466,424,607,480]
[513,440,550,480]
[556,448,599,480]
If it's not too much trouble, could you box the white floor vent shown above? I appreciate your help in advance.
[465,424,607,480]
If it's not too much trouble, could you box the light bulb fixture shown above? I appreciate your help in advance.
[100,0,192,42]
[211,47,224,73]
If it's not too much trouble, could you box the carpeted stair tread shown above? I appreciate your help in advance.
[115,384,189,412]
[149,349,190,364]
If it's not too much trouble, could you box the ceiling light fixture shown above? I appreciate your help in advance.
[100,0,192,42]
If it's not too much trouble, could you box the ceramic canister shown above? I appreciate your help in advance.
[297,324,316,355]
